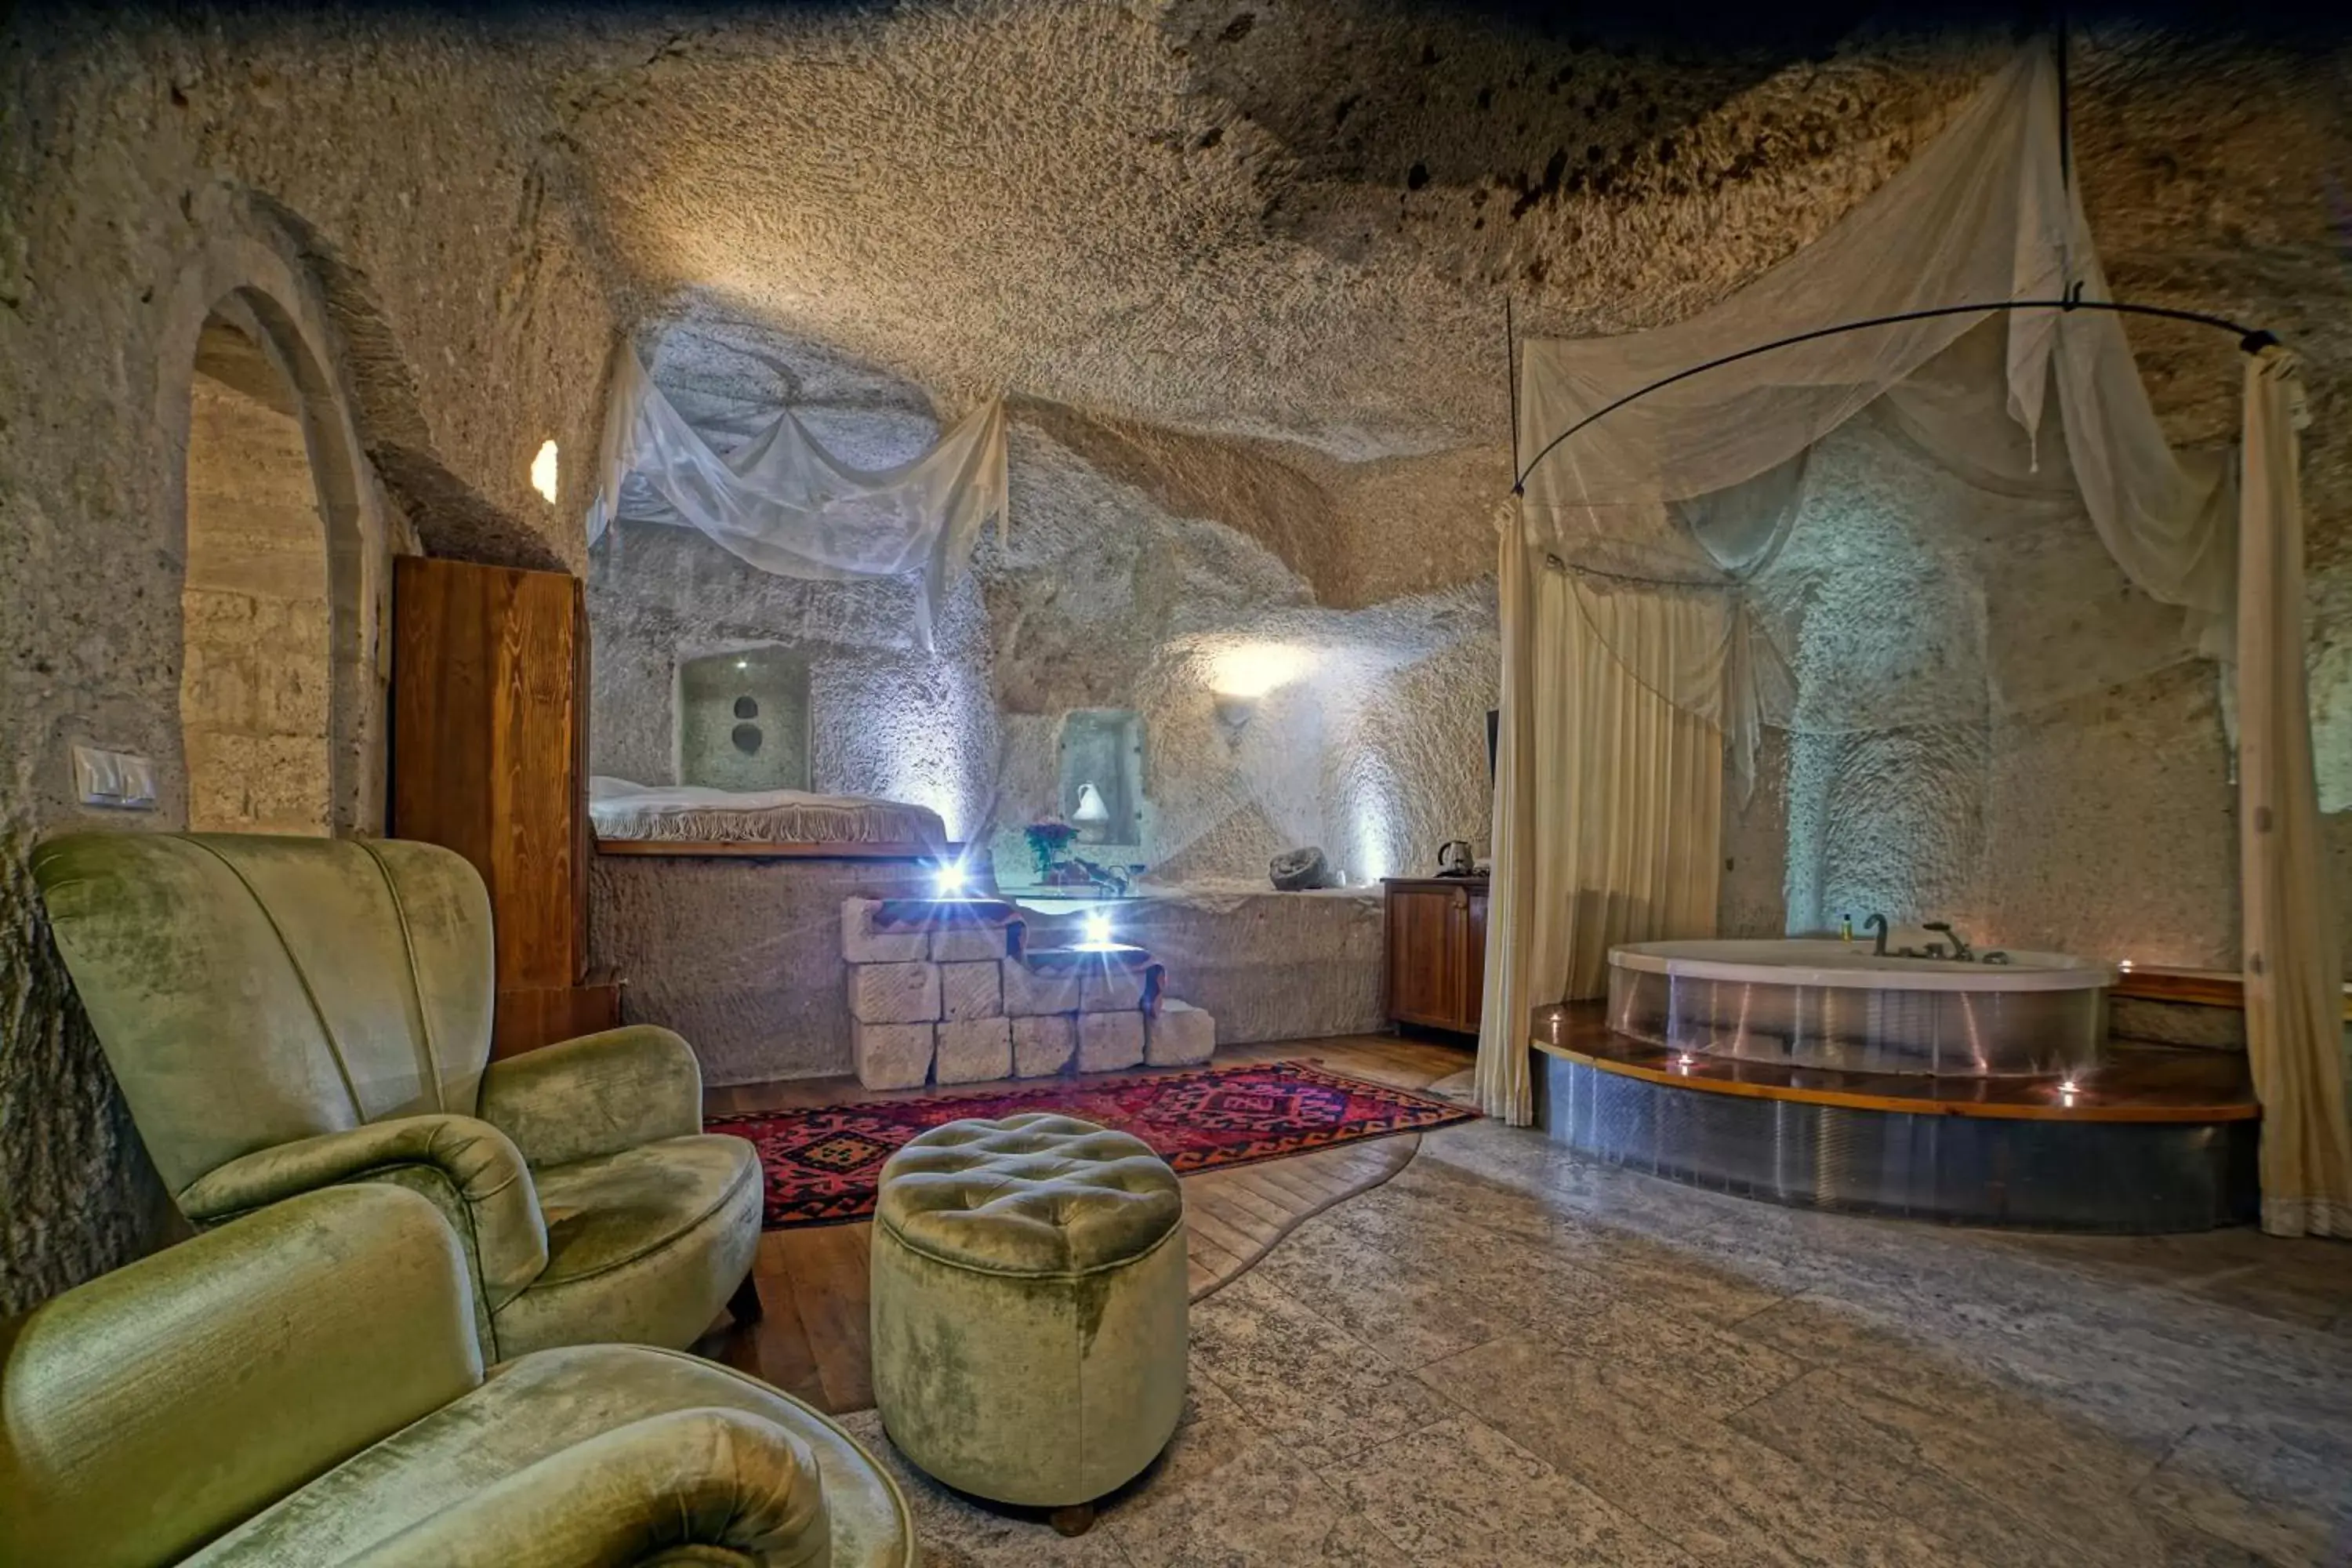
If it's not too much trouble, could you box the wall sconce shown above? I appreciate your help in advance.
[530,439,559,504]
[1214,694,1257,737]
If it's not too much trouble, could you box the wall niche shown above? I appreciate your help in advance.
[679,647,810,791]
[1059,708,1147,853]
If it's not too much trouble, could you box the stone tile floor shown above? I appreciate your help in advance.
[841,1116,2352,1566]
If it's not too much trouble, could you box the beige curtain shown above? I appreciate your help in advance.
[1476,508,1727,1123]
[2238,349,2352,1238]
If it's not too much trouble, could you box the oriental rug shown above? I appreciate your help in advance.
[709,1059,1477,1229]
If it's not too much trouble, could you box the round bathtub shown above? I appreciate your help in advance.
[1608,939,2115,1077]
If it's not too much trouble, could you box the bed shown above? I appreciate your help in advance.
[588,777,948,855]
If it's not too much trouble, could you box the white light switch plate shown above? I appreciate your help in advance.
[73,745,158,809]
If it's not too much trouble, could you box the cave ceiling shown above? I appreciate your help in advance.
[538,2,2350,571]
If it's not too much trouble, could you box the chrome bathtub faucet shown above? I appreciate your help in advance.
[1922,920,1973,961]
[1861,912,1890,957]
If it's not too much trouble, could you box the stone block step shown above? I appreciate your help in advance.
[1022,943,1163,1014]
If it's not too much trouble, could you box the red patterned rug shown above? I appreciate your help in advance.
[708,1060,1478,1229]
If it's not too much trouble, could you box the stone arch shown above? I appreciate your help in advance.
[250,192,568,572]
[153,184,405,834]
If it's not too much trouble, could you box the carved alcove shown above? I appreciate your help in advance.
[677,646,811,791]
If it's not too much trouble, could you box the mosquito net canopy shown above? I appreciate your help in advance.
[585,343,1010,651]
[1512,46,2234,795]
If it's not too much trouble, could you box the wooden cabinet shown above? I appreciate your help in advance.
[1383,877,1488,1035]
[390,556,617,1058]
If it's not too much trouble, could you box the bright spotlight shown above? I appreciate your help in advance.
[530,440,559,504]
[1083,910,1114,946]
[1206,643,1311,699]
[935,863,968,898]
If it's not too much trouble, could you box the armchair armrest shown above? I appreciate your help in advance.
[0,1188,481,1568]
[180,1115,548,1309]
[339,1407,829,1568]
[476,1024,705,1168]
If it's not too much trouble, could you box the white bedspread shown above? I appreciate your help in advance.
[589,777,947,847]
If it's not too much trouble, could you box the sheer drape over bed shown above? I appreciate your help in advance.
[586,344,1009,651]
[1476,46,2350,1237]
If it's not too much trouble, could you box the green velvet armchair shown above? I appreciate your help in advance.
[0,1184,915,1566]
[32,831,762,1360]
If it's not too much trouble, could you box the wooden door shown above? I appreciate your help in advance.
[1386,885,1461,1029]
[390,557,586,1000]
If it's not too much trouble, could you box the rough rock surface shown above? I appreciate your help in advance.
[0,831,172,1316]
[593,857,933,1085]
[1722,406,2248,966]
[0,7,616,1308]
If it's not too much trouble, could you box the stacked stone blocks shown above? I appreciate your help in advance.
[845,898,1216,1090]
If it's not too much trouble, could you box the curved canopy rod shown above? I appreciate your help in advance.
[1512,293,2278,496]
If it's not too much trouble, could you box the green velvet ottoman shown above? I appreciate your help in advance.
[869,1112,1186,1530]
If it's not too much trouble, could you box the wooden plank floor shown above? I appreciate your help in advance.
[695,1032,1473,1415]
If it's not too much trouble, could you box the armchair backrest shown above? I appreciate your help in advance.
[0,1185,483,1568]
[34,832,496,1196]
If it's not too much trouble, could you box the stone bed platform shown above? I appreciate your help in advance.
[844,897,1216,1090]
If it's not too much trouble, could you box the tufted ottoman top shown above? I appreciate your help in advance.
[875,1113,1182,1276]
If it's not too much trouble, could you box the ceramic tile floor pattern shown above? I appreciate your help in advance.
[840,1116,2352,1566]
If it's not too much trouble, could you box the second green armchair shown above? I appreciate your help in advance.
[33,830,762,1359]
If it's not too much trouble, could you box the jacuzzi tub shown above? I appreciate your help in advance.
[1608,939,2115,1077]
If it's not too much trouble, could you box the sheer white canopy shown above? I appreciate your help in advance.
[586,344,1009,651]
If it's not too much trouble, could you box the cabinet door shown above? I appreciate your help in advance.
[1386,888,1461,1027]
[1460,889,1489,1033]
